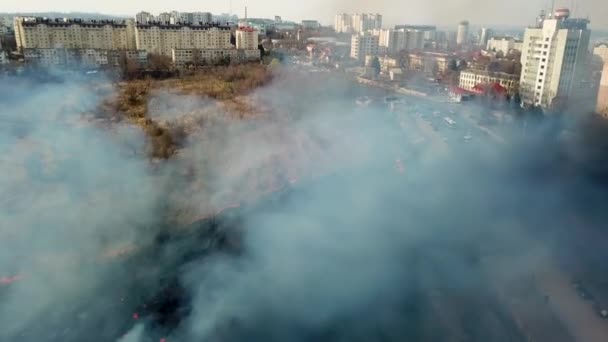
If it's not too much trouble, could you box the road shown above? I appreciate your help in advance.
[535,257,608,342]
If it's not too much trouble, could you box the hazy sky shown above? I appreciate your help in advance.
[2,0,607,29]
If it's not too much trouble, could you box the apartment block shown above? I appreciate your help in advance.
[14,17,137,51]
[236,27,259,50]
[350,33,379,62]
[459,69,520,95]
[135,23,232,56]
[519,12,591,109]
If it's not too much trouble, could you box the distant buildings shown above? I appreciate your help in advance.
[486,37,523,55]
[456,20,469,46]
[459,69,519,96]
[519,9,591,109]
[334,13,352,33]
[350,33,379,62]
[479,28,493,47]
[301,20,320,30]
[14,13,260,68]
[374,28,424,54]
[335,13,382,34]
[135,11,153,24]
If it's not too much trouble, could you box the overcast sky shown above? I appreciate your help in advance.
[2,0,607,29]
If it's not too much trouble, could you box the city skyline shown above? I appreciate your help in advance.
[2,0,608,29]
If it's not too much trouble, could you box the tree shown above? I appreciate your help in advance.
[371,56,381,75]
[148,53,172,72]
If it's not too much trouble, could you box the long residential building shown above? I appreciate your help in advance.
[519,9,591,109]
[459,69,519,95]
[14,15,264,68]
[14,17,137,51]
[134,23,232,56]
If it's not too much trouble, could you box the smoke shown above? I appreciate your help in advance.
[1,67,607,342]
[0,73,165,341]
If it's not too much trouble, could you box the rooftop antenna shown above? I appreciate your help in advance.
[229,0,232,16]
[245,6,248,20]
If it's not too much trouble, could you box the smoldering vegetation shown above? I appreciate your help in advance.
[1,69,608,342]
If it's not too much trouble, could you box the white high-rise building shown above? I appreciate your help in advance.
[373,28,424,54]
[351,13,382,33]
[456,20,469,46]
[479,28,493,47]
[350,33,379,62]
[334,13,352,33]
[519,9,591,109]
[136,12,152,24]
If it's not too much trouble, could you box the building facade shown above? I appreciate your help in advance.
[456,20,469,46]
[334,13,352,33]
[14,17,137,51]
[135,23,232,56]
[486,37,523,54]
[408,52,451,74]
[479,28,493,47]
[519,13,591,109]
[350,33,379,62]
[236,27,259,50]
[459,69,519,95]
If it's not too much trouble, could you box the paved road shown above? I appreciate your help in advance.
[535,257,608,342]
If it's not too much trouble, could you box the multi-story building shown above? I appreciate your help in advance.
[23,47,147,67]
[351,14,382,33]
[136,12,153,24]
[334,13,352,33]
[156,12,173,24]
[519,8,591,109]
[459,69,520,96]
[456,20,469,46]
[597,63,608,117]
[408,52,451,74]
[301,20,320,30]
[593,43,608,62]
[236,27,259,50]
[0,39,7,65]
[171,47,259,67]
[479,28,493,47]
[14,17,137,51]
[135,23,232,56]
[365,55,399,73]
[486,37,523,54]
[374,28,424,54]
[350,33,379,62]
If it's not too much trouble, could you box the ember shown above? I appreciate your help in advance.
[132,313,139,320]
